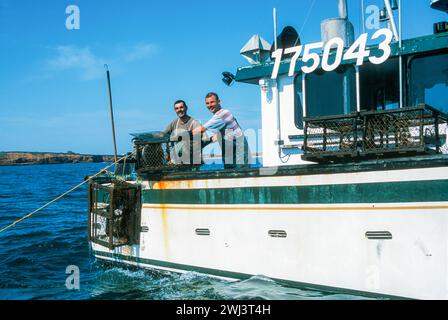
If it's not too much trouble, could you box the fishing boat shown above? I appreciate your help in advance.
[87,0,448,299]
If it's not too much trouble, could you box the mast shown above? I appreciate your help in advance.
[105,65,118,163]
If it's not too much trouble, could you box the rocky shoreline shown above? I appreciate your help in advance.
[0,152,115,166]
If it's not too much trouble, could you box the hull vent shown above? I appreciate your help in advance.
[268,230,287,238]
[365,231,393,240]
[195,229,211,236]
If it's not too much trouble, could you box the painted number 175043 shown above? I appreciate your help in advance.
[271,28,394,79]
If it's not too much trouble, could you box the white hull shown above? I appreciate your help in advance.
[91,164,448,299]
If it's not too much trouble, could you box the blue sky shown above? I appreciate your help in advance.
[0,0,445,155]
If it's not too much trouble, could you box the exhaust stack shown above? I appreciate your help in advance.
[338,0,348,19]
[321,0,354,48]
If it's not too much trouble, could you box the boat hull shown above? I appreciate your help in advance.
[90,157,448,300]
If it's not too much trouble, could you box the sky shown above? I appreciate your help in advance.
[0,0,446,155]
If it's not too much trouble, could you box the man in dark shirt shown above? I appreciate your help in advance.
[163,100,203,164]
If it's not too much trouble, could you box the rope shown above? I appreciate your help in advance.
[299,0,317,35]
[0,152,135,235]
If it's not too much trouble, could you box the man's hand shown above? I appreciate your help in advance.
[200,133,218,149]
[192,126,205,135]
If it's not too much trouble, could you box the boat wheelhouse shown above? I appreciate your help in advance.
[88,0,448,299]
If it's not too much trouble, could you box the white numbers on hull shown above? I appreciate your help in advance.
[271,28,394,79]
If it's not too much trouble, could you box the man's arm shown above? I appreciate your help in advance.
[162,120,175,135]
[192,125,206,135]
[191,120,209,141]
[192,113,226,135]
[191,122,218,148]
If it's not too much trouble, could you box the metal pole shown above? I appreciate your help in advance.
[105,64,118,163]
[356,66,361,112]
[398,0,402,48]
[361,0,366,33]
[384,0,399,41]
[273,8,278,50]
[272,7,282,159]
[398,0,403,108]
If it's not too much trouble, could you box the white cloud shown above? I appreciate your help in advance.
[124,43,159,62]
[43,43,159,81]
[46,45,106,80]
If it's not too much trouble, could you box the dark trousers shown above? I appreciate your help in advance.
[222,136,250,169]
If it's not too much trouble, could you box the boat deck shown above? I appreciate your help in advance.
[137,154,448,181]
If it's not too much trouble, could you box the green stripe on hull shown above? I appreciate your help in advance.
[142,180,448,205]
[93,250,409,300]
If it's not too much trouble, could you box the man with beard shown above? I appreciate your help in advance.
[163,100,203,165]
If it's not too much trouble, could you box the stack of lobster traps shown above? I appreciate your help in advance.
[303,104,448,163]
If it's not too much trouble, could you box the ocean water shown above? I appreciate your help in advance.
[0,163,374,300]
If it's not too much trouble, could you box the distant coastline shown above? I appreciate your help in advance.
[0,151,115,166]
[0,151,262,166]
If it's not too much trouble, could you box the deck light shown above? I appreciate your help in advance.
[222,72,235,87]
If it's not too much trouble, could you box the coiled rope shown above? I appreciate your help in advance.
[0,152,135,235]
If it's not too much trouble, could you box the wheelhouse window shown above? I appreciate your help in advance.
[294,74,304,129]
[359,58,400,111]
[409,53,448,113]
[305,65,356,117]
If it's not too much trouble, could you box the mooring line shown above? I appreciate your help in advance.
[0,152,134,235]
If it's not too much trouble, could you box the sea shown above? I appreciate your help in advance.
[0,163,376,300]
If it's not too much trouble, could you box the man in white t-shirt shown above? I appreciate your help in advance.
[193,92,250,169]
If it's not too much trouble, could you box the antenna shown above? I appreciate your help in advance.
[361,0,366,33]
[273,8,278,51]
[272,7,283,160]
[104,64,118,163]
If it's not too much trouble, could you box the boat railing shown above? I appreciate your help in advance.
[303,104,448,163]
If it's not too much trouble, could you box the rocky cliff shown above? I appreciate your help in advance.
[0,152,115,166]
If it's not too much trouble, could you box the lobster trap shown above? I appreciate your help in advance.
[88,180,141,250]
[361,106,445,155]
[303,105,448,163]
[132,131,202,173]
[303,112,361,160]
